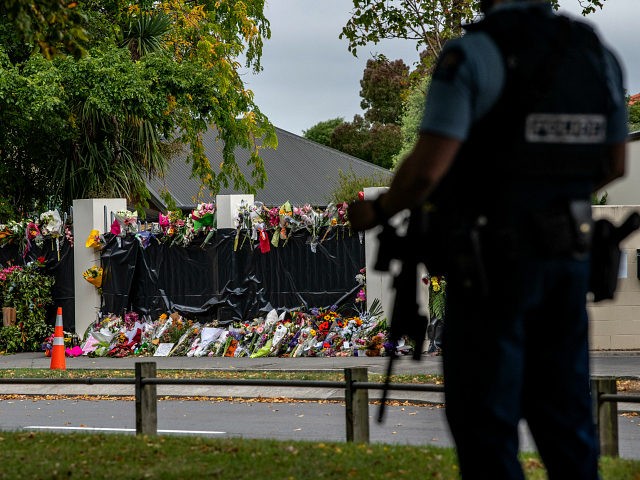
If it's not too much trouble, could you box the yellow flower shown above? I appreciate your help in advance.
[309,329,316,336]
[85,229,102,249]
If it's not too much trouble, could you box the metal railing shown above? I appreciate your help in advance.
[1,363,638,457]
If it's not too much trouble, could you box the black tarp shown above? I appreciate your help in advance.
[101,227,365,323]
[0,239,75,331]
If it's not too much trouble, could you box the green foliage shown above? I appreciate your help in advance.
[0,325,22,354]
[341,0,475,62]
[302,117,345,146]
[0,0,275,213]
[427,276,446,321]
[0,262,54,352]
[327,167,391,205]
[394,75,431,167]
[341,1,609,63]
[331,115,371,161]
[119,12,172,61]
[331,116,402,169]
[0,0,89,59]
[629,101,640,132]
[368,123,403,169]
[359,55,410,124]
[160,188,179,212]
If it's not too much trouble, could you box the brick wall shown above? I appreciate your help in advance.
[589,205,640,349]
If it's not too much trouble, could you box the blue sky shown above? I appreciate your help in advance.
[243,0,640,136]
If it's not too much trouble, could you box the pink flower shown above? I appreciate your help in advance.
[65,346,83,357]
[159,213,170,228]
[110,219,121,235]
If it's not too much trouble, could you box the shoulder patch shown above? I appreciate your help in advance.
[433,47,466,83]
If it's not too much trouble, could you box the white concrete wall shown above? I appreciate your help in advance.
[589,205,640,350]
[73,198,127,338]
[596,135,640,204]
[216,194,254,228]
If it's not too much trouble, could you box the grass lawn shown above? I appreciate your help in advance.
[0,431,638,479]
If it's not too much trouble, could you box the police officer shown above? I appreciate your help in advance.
[349,0,628,478]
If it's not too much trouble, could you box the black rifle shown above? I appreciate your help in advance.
[375,208,429,423]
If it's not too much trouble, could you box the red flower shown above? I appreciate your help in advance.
[37,256,46,264]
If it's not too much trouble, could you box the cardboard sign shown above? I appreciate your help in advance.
[154,343,175,356]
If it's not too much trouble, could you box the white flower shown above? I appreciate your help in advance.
[40,210,63,235]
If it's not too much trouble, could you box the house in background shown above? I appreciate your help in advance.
[146,126,393,211]
[596,131,640,204]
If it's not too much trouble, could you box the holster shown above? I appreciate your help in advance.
[529,199,593,258]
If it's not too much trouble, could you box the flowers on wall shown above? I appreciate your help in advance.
[234,200,351,253]
[0,209,72,257]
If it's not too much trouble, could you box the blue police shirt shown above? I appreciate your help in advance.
[419,3,628,144]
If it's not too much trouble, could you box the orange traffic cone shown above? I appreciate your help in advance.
[50,307,66,370]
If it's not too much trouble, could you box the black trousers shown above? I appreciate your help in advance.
[443,255,599,479]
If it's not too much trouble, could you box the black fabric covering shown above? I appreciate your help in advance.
[101,227,365,323]
[0,239,75,331]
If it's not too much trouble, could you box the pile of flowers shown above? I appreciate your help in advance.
[156,202,216,248]
[0,209,72,257]
[78,303,411,359]
[77,200,353,252]
[234,200,351,253]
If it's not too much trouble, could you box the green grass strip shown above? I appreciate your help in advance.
[0,432,637,479]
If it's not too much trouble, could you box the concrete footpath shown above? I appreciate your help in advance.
[0,351,639,410]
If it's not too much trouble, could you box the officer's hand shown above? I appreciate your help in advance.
[348,200,379,231]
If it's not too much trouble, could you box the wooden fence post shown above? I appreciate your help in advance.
[136,362,158,436]
[591,377,618,457]
[345,367,369,443]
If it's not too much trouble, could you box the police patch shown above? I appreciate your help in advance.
[525,113,607,144]
[433,47,466,83]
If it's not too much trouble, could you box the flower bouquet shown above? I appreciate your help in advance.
[82,265,103,288]
[191,203,215,230]
[85,229,104,250]
[40,210,63,237]
[112,210,138,236]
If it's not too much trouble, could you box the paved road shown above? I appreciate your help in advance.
[1,397,640,459]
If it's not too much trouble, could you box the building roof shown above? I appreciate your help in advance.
[146,127,392,210]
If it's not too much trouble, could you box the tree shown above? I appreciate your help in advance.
[0,0,89,59]
[393,74,431,166]
[303,117,345,146]
[366,123,403,169]
[629,98,640,132]
[0,0,276,213]
[331,115,371,161]
[340,0,475,62]
[341,0,609,63]
[330,116,401,169]
[360,55,410,124]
